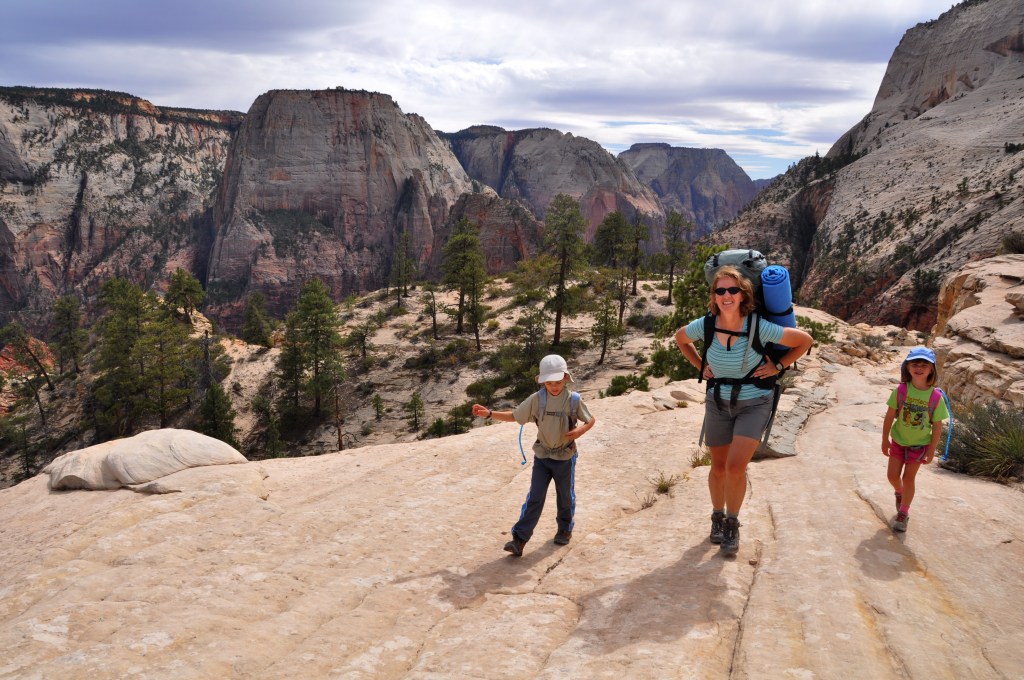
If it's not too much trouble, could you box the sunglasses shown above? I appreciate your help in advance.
[714,287,742,296]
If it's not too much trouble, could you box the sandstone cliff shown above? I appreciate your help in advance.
[206,89,478,323]
[443,126,667,250]
[618,143,758,235]
[713,0,1024,330]
[0,88,241,330]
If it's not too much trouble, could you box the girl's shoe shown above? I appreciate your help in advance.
[710,511,726,544]
[892,511,909,532]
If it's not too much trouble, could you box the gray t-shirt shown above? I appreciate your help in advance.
[513,388,593,460]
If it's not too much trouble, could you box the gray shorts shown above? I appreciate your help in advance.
[703,393,774,447]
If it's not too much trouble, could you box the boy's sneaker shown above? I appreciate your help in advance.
[720,517,740,556]
[553,530,572,545]
[710,511,726,544]
[503,536,526,557]
[892,511,909,532]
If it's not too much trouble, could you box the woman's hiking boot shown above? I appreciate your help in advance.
[720,517,740,555]
[892,511,909,532]
[710,511,726,544]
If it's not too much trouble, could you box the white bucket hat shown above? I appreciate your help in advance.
[537,354,573,383]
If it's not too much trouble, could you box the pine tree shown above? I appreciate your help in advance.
[276,312,305,417]
[93,279,154,438]
[241,291,274,347]
[390,229,417,308]
[293,279,344,417]
[543,194,587,346]
[49,295,87,374]
[422,283,441,340]
[663,210,693,305]
[406,392,425,431]
[197,382,240,449]
[628,213,649,295]
[441,218,487,334]
[133,308,195,428]
[165,268,205,323]
[590,289,624,365]
[592,211,630,268]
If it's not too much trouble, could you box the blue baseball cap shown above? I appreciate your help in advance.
[904,346,936,364]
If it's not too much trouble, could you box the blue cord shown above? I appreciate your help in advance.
[941,391,954,461]
[518,424,527,465]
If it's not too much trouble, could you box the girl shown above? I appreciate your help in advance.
[675,266,813,556]
[881,346,950,532]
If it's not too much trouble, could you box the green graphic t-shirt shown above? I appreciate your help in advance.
[886,384,949,447]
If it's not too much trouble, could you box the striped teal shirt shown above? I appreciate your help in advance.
[684,315,786,400]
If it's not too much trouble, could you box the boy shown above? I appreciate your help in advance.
[472,354,597,556]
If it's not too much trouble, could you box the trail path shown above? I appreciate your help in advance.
[0,345,1022,679]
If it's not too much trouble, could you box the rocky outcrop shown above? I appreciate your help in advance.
[618,143,758,235]
[713,0,1024,330]
[44,428,247,490]
[933,254,1024,408]
[443,126,667,250]
[435,191,544,276]
[0,87,241,329]
[206,89,475,323]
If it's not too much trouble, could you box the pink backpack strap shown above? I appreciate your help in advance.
[896,382,908,412]
[928,388,943,419]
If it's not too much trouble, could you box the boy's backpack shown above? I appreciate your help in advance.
[699,248,798,449]
[517,389,581,464]
[895,383,954,460]
[537,388,581,429]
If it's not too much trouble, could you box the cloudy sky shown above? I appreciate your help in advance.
[2,1,957,178]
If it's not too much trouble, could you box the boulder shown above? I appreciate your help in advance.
[44,428,247,491]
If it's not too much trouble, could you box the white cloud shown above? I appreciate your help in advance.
[0,0,957,178]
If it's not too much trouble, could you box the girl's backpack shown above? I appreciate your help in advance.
[896,383,954,460]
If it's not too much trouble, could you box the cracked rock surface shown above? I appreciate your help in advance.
[1,336,1022,679]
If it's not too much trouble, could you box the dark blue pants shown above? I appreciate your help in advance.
[511,454,577,543]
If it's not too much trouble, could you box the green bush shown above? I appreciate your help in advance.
[999,230,1024,254]
[604,373,649,397]
[942,400,1024,482]
[796,316,837,344]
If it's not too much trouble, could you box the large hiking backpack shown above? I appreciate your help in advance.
[699,248,799,449]
[895,383,954,461]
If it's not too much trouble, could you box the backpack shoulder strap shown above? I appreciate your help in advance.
[749,312,765,356]
[537,387,547,423]
[896,382,908,412]
[928,387,943,418]
[570,391,581,427]
[699,313,715,384]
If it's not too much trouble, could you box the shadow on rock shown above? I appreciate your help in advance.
[855,527,925,581]
[568,538,732,653]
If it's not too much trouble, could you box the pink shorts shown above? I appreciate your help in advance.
[890,442,928,463]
